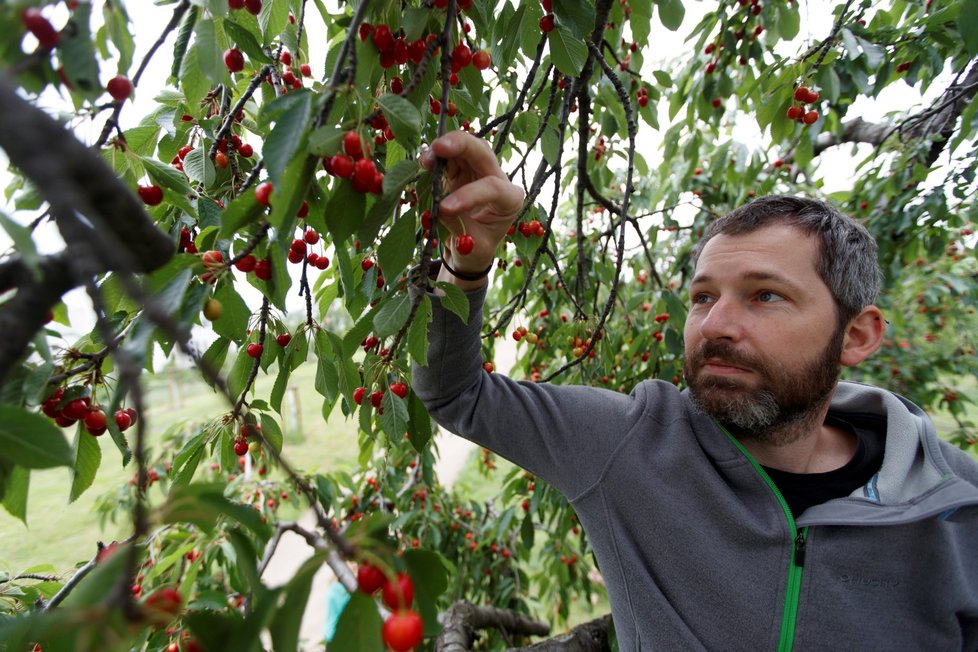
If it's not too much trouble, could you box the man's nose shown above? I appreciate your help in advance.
[697,297,746,343]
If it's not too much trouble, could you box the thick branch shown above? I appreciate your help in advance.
[436,601,550,652]
[508,614,613,652]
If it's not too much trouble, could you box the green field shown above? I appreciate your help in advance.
[0,360,362,576]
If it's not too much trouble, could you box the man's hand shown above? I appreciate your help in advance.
[420,131,524,288]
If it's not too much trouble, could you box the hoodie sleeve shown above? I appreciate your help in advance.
[411,285,646,500]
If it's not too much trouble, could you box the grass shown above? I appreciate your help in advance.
[0,359,362,576]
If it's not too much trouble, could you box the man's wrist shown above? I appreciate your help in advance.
[436,254,492,290]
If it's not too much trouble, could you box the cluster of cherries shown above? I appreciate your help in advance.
[322,131,385,195]
[41,387,137,437]
[353,379,409,413]
[785,85,821,125]
[356,564,424,652]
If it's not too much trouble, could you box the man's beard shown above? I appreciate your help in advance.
[684,327,845,446]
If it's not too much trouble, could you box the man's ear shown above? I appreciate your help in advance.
[840,305,886,367]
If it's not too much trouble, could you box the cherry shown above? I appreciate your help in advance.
[430,98,442,115]
[280,50,292,66]
[803,110,819,125]
[300,63,312,77]
[214,151,229,168]
[353,387,367,405]
[390,77,404,95]
[245,0,262,15]
[247,343,263,358]
[540,14,555,32]
[106,76,133,102]
[287,248,304,264]
[369,391,384,408]
[202,250,224,266]
[254,258,272,281]
[21,8,59,49]
[390,382,408,399]
[255,181,273,206]
[455,234,475,256]
[357,562,386,593]
[234,438,249,456]
[145,587,183,617]
[472,50,491,70]
[382,609,424,652]
[228,0,245,8]
[372,24,394,52]
[541,0,553,11]
[238,142,254,157]
[344,131,364,159]
[138,185,164,206]
[381,572,415,610]
[62,398,90,421]
[303,229,319,244]
[224,48,245,73]
[235,254,257,272]
[786,105,804,120]
[84,409,107,435]
[276,333,291,347]
[793,86,812,103]
[114,410,132,431]
[124,407,138,424]
[451,43,472,68]
[203,298,223,321]
[331,154,354,178]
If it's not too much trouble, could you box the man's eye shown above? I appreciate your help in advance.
[691,293,713,305]
[758,291,785,303]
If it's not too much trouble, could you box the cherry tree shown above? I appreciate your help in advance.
[0,0,975,650]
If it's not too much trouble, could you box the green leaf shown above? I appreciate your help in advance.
[434,282,470,324]
[379,390,410,441]
[308,125,344,156]
[325,181,367,243]
[270,358,293,414]
[331,592,384,652]
[554,0,596,39]
[179,37,213,108]
[631,0,653,44]
[269,554,326,651]
[0,407,73,469]
[193,17,225,84]
[219,189,264,238]
[378,93,423,150]
[547,25,588,77]
[403,549,451,637]
[960,0,978,55]
[223,19,274,63]
[259,412,284,454]
[212,284,251,342]
[407,392,433,452]
[59,3,100,97]
[69,426,101,503]
[142,156,195,196]
[263,90,312,185]
[407,294,431,366]
[160,483,270,540]
[372,294,412,338]
[0,212,40,279]
[184,146,216,187]
[377,213,417,283]
[1,464,29,524]
[383,159,421,196]
[656,0,685,31]
[228,345,257,401]
[259,0,291,45]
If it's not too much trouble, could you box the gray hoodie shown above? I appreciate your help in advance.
[412,287,978,651]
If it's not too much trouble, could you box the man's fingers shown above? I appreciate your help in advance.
[439,175,524,222]
[421,131,502,180]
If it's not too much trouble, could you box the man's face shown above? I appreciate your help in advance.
[682,224,845,443]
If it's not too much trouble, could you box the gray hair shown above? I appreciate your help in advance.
[690,196,882,327]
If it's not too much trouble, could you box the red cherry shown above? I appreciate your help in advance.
[114,410,132,431]
[361,258,375,272]
[793,86,811,103]
[390,382,408,399]
[382,609,424,652]
[357,562,386,593]
[138,185,164,206]
[235,254,257,272]
[539,14,555,32]
[381,572,415,610]
[300,63,312,77]
[276,333,292,347]
[803,88,820,103]
[84,409,107,435]
[802,110,819,124]
[247,343,263,358]
[429,99,442,115]
[343,131,364,159]
[21,8,59,49]
[369,391,384,408]
[234,438,249,456]
[451,43,472,68]
[124,407,138,424]
[541,0,553,11]
[455,234,475,256]
[224,48,245,73]
[202,250,224,266]
[472,50,491,70]
[288,248,304,264]
[145,587,183,616]
[280,50,292,66]
[254,258,272,280]
[62,398,89,421]
[786,105,804,120]
[255,181,273,206]
[390,77,404,95]
[372,24,394,52]
[106,76,133,102]
[228,0,245,8]
[245,0,262,15]
[331,154,354,178]
[238,142,254,158]
[303,229,319,244]
[353,387,367,405]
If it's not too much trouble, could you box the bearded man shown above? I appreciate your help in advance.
[412,131,978,651]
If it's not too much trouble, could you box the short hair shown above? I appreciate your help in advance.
[690,195,882,326]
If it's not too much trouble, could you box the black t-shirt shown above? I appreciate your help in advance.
[762,413,886,519]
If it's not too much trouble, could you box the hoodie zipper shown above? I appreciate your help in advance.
[720,427,808,652]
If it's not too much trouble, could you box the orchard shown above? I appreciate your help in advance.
[0,0,976,650]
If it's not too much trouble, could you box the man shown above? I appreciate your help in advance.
[412,131,978,650]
